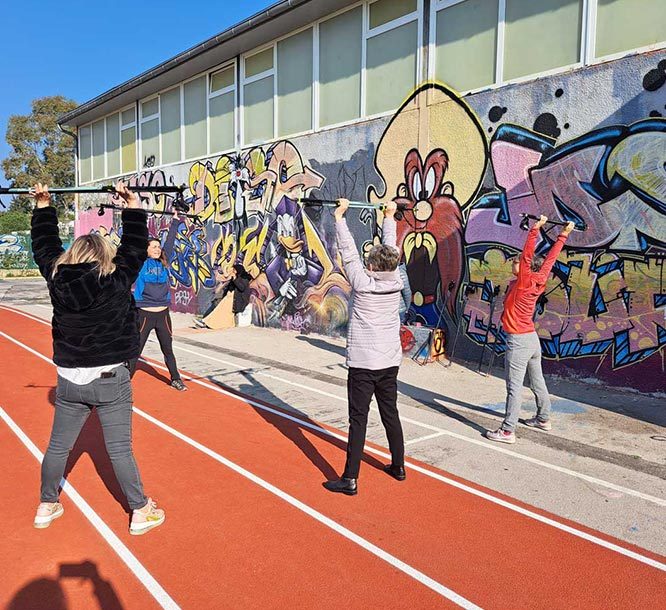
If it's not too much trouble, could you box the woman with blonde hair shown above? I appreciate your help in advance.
[30,181,165,535]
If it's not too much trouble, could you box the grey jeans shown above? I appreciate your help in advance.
[41,365,147,510]
[501,332,551,432]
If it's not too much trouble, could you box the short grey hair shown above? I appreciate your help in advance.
[366,244,400,272]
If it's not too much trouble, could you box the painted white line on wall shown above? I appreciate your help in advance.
[0,405,180,610]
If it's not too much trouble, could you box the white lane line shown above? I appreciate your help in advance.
[0,330,481,608]
[406,432,447,446]
[0,405,180,610]
[163,339,666,508]
[3,307,666,572]
[133,407,482,609]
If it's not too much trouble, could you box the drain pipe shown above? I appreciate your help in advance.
[58,123,79,233]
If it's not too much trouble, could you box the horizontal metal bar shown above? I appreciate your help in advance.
[0,184,185,195]
[520,213,586,231]
[299,197,408,210]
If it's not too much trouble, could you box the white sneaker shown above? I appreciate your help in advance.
[524,416,552,431]
[485,428,516,444]
[130,498,165,536]
[34,502,64,529]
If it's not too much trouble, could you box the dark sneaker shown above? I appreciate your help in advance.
[485,428,516,444]
[323,478,357,496]
[170,379,187,391]
[383,464,406,481]
[524,416,552,431]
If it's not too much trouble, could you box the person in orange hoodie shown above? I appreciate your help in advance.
[486,215,574,444]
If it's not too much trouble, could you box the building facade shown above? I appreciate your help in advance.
[61,0,666,392]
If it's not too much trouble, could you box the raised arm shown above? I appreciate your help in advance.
[520,224,541,269]
[335,199,372,292]
[112,181,148,285]
[162,215,180,261]
[30,183,64,279]
[539,221,574,278]
[380,201,398,248]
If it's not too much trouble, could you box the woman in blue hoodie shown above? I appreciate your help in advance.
[128,219,186,391]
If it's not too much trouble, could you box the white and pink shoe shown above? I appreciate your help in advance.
[34,502,64,529]
[485,428,516,444]
[129,498,165,536]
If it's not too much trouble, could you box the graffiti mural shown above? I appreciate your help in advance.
[365,80,664,390]
[73,49,666,391]
[0,233,37,269]
[369,84,488,330]
[464,119,666,375]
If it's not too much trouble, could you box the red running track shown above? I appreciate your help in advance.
[0,306,664,609]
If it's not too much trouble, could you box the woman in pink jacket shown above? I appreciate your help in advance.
[324,199,406,496]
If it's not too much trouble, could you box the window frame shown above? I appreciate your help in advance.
[363,0,423,120]
[240,42,278,147]
[138,95,161,171]
[584,0,666,64]
[78,104,138,185]
[429,0,665,95]
[208,60,238,156]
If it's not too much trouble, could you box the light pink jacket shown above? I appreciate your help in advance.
[336,217,403,370]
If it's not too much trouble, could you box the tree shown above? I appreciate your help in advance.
[2,96,78,215]
[0,210,31,233]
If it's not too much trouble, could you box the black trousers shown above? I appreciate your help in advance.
[128,309,181,381]
[343,366,404,479]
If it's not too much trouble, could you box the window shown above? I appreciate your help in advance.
[79,126,92,184]
[209,65,236,153]
[595,0,666,58]
[92,120,105,181]
[369,0,417,28]
[140,98,160,168]
[432,0,588,91]
[277,29,313,136]
[184,77,207,159]
[243,47,275,145]
[160,87,181,164]
[435,0,498,91]
[121,108,137,174]
[105,113,121,177]
[504,0,582,81]
[319,7,363,127]
[366,0,419,115]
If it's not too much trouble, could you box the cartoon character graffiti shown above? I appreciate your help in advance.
[261,197,325,319]
[465,118,666,372]
[370,83,488,328]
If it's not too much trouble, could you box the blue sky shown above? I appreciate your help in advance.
[0,0,275,188]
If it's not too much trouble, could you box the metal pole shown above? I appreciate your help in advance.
[0,185,185,195]
[299,197,408,211]
[519,213,586,231]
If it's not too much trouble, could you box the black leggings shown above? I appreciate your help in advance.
[128,309,181,381]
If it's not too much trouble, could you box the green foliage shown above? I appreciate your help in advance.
[2,96,78,214]
[0,210,31,233]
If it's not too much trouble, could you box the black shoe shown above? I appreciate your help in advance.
[323,478,357,496]
[383,464,406,481]
[170,379,187,391]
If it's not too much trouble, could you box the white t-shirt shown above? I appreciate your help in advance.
[57,363,124,385]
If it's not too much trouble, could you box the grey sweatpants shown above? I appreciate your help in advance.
[41,365,147,510]
[501,331,551,432]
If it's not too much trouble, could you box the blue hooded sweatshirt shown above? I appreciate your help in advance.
[133,218,179,308]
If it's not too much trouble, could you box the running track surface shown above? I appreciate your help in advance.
[0,306,664,609]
